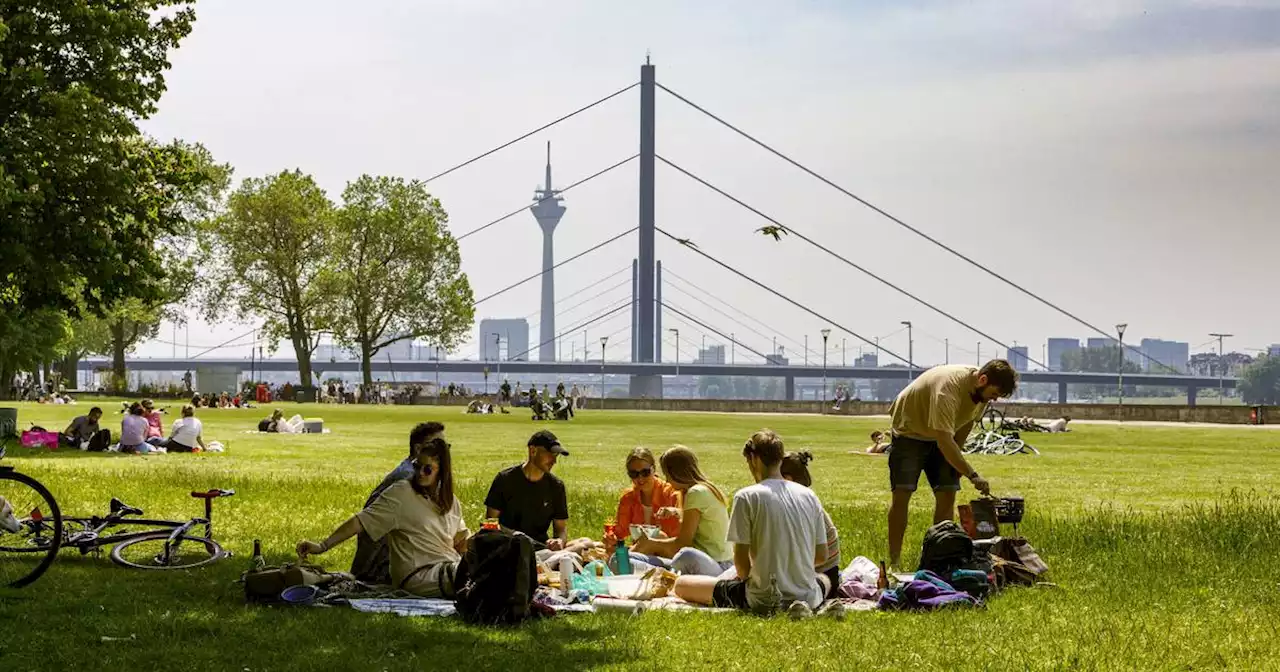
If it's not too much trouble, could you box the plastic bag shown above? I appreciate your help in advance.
[570,560,613,596]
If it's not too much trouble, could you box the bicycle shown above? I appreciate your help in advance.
[57,488,237,570]
[963,430,1040,456]
[0,444,64,588]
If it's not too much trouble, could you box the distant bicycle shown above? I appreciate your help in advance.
[979,406,1006,432]
[0,444,64,588]
[963,430,1040,456]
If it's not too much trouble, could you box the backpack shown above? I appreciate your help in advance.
[86,430,111,452]
[240,562,334,604]
[257,418,272,432]
[918,521,976,575]
[453,529,538,625]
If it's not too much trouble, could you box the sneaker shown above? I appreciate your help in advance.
[786,600,814,621]
[816,600,847,621]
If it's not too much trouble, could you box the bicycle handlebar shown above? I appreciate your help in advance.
[190,489,235,499]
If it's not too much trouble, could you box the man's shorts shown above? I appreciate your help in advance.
[888,434,961,492]
[401,561,459,598]
[712,575,832,612]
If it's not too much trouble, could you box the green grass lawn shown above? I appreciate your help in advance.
[2,402,1280,671]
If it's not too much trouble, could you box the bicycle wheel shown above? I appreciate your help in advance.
[0,470,63,588]
[998,439,1027,456]
[979,407,1005,431]
[109,532,224,570]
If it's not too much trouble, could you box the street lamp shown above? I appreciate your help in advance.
[599,336,608,409]
[821,328,831,409]
[1116,323,1128,408]
[1209,333,1232,404]
[977,341,982,366]
[731,332,735,365]
[901,321,914,380]
[669,328,680,376]
[494,334,502,394]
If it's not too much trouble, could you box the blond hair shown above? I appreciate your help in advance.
[659,445,726,505]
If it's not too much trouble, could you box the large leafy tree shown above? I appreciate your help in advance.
[197,170,334,388]
[325,176,474,387]
[1239,356,1280,406]
[0,1,207,315]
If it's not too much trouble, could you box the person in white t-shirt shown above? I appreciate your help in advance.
[673,429,831,618]
[163,405,208,453]
[296,437,469,597]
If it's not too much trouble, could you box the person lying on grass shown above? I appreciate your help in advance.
[348,422,446,583]
[673,429,832,617]
[625,445,733,576]
[269,409,305,433]
[613,447,682,542]
[779,451,842,599]
[848,430,891,455]
[297,437,468,598]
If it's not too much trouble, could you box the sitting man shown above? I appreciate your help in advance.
[61,407,110,450]
[349,422,446,583]
[297,437,467,597]
[484,430,571,551]
[674,429,831,618]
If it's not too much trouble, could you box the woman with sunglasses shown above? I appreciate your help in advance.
[626,445,733,576]
[614,447,682,543]
[296,437,469,597]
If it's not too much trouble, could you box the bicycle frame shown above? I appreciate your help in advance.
[61,514,205,555]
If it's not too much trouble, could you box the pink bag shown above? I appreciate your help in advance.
[21,430,59,450]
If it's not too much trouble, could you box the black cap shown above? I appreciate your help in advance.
[529,430,568,456]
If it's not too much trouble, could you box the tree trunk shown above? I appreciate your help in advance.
[291,334,314,389]
[110,320,128,392]
[57,355,80,389]
[360,341,374,389]
[0,364,12,401]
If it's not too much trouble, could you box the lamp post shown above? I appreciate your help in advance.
[901,321,913,380]
[805,335,809,366]
[494,334,502,393]
[977,341,981,366]
[1116,323,1128,408]
[669,328,679,376]
[821,328,831,409]
[842,338,847,367]
[1209,333,1232,404]
[599,336,608,409]
[731,332,735,365]
[945,338,950,365]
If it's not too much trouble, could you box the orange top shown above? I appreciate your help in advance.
[615,478,682,539]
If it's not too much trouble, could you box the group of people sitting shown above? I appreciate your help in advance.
[60,402,210,454]
[191,392,253,409]
[296,425,839,616]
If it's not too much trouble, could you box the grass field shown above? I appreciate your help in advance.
[2,402,1280,671]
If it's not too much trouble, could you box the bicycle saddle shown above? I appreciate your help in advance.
[109,497,143,517]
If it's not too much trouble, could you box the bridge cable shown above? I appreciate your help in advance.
[507,300,632,361]
[655,83,1174,373]
[457,155,638,242]
[657,155,1043,370]
[655,226,909,366]
[663,268,820,360]
[473,227,637,307]
[424,82,639,185]
[662,301,772,362]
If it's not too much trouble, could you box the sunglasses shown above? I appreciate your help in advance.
[627,467,653,479]
[417,462,434,476]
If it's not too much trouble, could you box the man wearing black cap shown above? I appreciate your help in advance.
[484,430,570,550]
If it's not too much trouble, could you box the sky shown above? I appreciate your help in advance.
[134,0,1280,369]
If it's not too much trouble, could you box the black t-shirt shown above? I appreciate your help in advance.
[484,465,569,543]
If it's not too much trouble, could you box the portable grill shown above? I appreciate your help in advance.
[993,496,1025,534]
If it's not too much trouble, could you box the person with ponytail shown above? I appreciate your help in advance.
[297,436,469,597]
[780,450,842,598]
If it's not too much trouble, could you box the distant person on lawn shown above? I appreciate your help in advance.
[484,430,571,550]
[885,360,1017,569]
[673,429,831,617]
[350,421,446,583]
[61,406,109,450]
[162,404,208,453]
[297,437,468,597]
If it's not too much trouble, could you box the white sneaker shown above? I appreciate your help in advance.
[786,600,814,621]
[0,498,21,534]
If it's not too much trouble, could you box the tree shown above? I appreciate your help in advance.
[325,176,474,387]
[1239,357,1280,405]
[197,170,334,388]
[1,2,209,315]
[0,308,69,399]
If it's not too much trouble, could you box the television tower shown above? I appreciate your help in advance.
[530,142,566,362]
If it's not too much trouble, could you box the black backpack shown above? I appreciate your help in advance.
[453,529,538,625]
[918,521,977,575]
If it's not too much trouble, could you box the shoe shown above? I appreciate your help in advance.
[786,600,813,621]
[816,601,847,621]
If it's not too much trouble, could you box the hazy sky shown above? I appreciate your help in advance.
[135,0,1280,368]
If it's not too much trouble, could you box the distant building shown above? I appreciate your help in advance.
[765,354,789,366]
[1046,338,1080,371]
[1006,346,1029,372]
[1086,337,1113,351]
[1269,344,1280,358]
[479,318,531,362]
[855,353,879,368]
[1139,338,1189,373]
[696,345,726,364]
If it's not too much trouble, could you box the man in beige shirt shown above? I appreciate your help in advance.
[886,360,1018,568]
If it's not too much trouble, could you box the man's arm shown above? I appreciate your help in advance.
[548,519,568,550]
[733,543,752,581]
[954,420,976,447]
[296,514,364,559]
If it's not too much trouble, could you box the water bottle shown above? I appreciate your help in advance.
[614,541,632,575]
[559,556,574,598]
[251,539,266,571]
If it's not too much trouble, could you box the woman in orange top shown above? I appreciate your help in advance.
[615,447,682,540]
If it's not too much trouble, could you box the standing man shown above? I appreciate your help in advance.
[886,360,1018,569]
[484,430,570,550]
